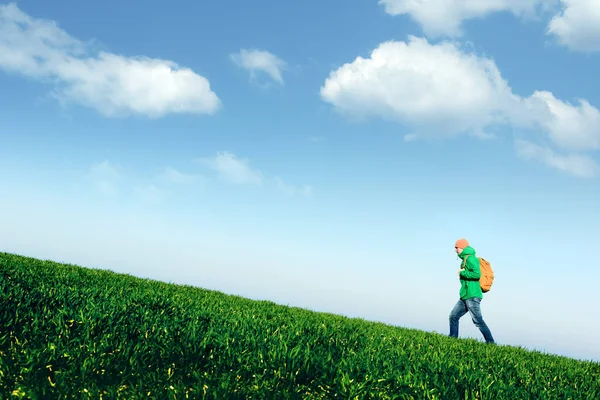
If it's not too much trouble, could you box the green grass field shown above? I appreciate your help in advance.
[1,251,598,399]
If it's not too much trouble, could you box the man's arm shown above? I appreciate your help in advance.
[459,256,481,281]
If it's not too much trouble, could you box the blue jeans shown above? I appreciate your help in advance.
[449,297,495,343]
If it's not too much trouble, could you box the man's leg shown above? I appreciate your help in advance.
[449,299,467,338]
[465,297,495,344]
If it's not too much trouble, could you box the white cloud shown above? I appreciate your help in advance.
[158,167,200,185]
[88,155,311,200]
[86,163,197,204]
[197,152,314,194]
[525,91,600,151]
[320,37,518,140]
[302,185,314,197]
[547,0,600,52]
[274,176,313,197]
[320,36,600,178]
[88,160,121,197]
[379,0,600,53]
[0,3,221,117]
[378,0,554,38]
[515,140,599,177]
[230,48,287,84]
[134,184,166,204]
[200,151,263,185]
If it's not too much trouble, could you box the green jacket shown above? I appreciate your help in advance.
[458,246,483,300]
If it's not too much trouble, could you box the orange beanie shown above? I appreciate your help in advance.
[455,238,469,248]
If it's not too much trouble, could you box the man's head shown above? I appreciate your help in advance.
[455,238,469,254]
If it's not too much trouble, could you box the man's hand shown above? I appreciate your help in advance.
[458,268,464,277]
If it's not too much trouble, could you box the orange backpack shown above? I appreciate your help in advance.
[465,255,494,293]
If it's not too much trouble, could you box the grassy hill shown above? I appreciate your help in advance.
[1,252,598,399]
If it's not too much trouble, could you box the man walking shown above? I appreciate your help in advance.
[449,238,495,344]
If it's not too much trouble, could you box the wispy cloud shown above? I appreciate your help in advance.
[0,3,221,117]
[86,154,311,203]
[134,184,166,205]
[230,48,287,85]
[157,167,201,185]
[515,140,599,178]
[86,163,200,206]
[274,176,313,197]
[88,160,121,197]
[199,151,263,185]
[197,151,314,196]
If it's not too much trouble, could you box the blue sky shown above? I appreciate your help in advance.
[1,0,599,362]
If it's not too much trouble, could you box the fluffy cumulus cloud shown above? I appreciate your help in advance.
[547,0,600,52]
[378,0,554,37]
[0,3,221,117]
[230,48,287,84]
[320,37,518,140]
[320,36,600,177]
[379,0,600,52]
[524,91,600,152]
